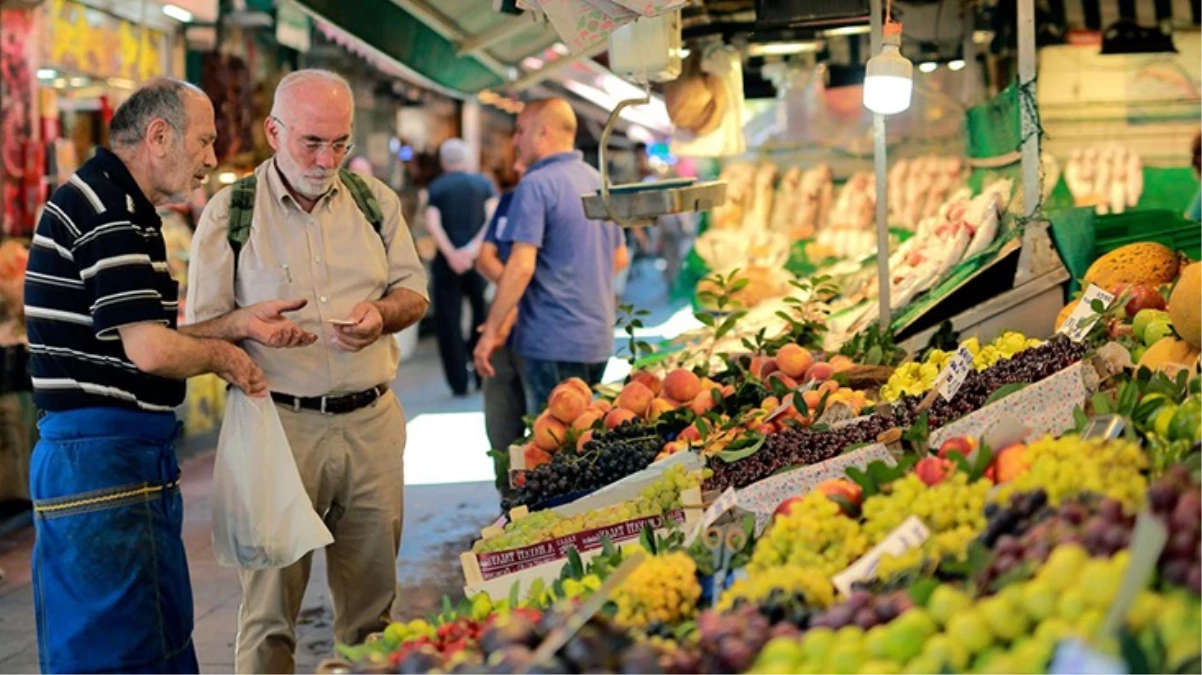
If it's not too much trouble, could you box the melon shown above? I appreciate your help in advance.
[1169,262,1201,349]
[1083,242,1179,291]
[1138,336,1201,375]
[1055,300,1077,331]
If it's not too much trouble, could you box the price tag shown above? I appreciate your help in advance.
[1098,510,1167,640]
[1048,639,1127,674]
[684,487,738,547]
[935,346,974,401]
[832,516,930,596]
[1058,284,1116,342]
[765,381,819,423]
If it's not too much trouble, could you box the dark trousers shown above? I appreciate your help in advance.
[483,346,527,453]
[432,254,487,396]
[30,407,198,674]
[522,357,608,413]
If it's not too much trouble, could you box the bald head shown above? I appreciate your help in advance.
[266,69,356,201]
[271,69,353,123]
[513,97,577,167]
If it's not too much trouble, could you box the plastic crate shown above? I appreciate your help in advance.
[1094,210,1201,260]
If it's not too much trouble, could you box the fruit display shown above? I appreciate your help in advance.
[476,466,703,554]
[880,332,1042,402]
[338,223,1202,675]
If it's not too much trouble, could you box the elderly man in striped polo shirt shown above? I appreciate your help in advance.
[24,77,315,674]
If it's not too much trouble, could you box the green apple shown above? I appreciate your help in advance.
[1132,309,1168,343]
[1144,318,1175,347]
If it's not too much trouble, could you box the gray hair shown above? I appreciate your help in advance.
[270,69,353,119]
[109,77,204,147]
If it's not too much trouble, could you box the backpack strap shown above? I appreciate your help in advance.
[337,168,384,237]
[226,174,258,260]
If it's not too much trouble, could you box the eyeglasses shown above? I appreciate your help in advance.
[271,117,354,157]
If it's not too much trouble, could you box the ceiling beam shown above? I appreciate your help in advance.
[457,16,536,58]
[398,0,515,81]
[506,43,607,92]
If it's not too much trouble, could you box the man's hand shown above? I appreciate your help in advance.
[473,327,502,378]
[241,298,317,348]
[333,301,384,352]
[446,248,474,275]
[213,342,267,397]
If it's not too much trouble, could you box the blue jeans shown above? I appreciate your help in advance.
[30,407,198,674]
[522,357,607,413]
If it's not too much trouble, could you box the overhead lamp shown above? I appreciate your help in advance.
[972,30,994,45]
[948,59,966,71]
[162,4,194,22]
[863,21,912,115]
[53,78,68,89]
[217,172,238,185]
[824,24,871,37]
[918,61,938,73]
[37,68,57,80]
[107,77,136,89]
[748,41,821,57]
[69,77,89,87]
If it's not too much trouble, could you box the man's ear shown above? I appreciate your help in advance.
[264,117,281,151]
[145,118,172,158]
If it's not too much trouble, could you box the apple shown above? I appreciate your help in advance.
[914,456,955,487]
[1143,318,1175,347]
[937,436,978,463]
[1133,309,1171,344]
[1124,283,1167,319]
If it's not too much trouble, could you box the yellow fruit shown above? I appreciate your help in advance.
[1084,242,1179,290]
[1138,337,1201,375]
[1169,262,1201,348]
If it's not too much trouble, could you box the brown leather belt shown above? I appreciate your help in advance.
[271,384,389,415]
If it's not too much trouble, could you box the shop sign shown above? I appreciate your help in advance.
[40,0,168,82]
[276,1,311,53]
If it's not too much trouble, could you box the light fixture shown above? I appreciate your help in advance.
[918,61,938,73]
[863,21,913,115]
[162,4,194,22]
[37,68,57,80]
[107,77,136,89]
[53,78,67,89]
[748,41,821,57]
[948,59,966,71]
[824,24,871,37]
[972,30,994,45]
[217,172,237,185]
[69,77,88,87]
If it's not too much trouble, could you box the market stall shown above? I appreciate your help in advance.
[320,0,1201,671]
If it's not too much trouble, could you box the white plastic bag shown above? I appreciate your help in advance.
[211,390,333,569]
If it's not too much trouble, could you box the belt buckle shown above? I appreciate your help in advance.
[292,397,301,413]
[320,396,329,415]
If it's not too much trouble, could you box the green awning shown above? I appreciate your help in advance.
[293,0,503,94]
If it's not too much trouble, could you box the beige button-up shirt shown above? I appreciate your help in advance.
[186,160,429,397]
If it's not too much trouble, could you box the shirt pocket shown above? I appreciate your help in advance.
[236,265,292,307]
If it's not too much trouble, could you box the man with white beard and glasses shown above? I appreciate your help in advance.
[186,69,430,673]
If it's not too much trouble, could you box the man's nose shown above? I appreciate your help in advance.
[204,146,218,170]
[314,146,339,169]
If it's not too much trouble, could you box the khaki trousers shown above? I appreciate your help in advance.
[234,392,406,674]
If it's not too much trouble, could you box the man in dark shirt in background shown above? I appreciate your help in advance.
[425,138,497,396]
[23,78,310,674]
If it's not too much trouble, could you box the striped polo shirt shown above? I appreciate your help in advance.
[24,148,184,412]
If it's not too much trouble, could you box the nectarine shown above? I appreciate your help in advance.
[647,398,675,421]
[571,410,602,432]
[604,408,638,429]
[630,370,663,397]
[828,355,855,373]
[805,362,835,382]
[523,444,552,470]
[576,429,595,453]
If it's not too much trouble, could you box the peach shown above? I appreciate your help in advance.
[547,387,587,424]
[761,396,781,411]
[561,377,593,401]
[805,362,836,382]
[532,414,568,451]
[647,398,676,421]
[690,390,716,415]
[756,422,778,436]
[801,390,823,412]
[914,456,955,487]
[571,410,602,432]
[776,344,814,379]
[937,436,978,462]
[721,384,735,397]
[748,355,777,380]
[766,372,798,390]
[829,354,855,373]
[604,408,638,430]
[590,399,613,414]
[523,444,552,470]
[576,429,595,453]
[630,370,663,397]
[818,380,841,396]
[616,381,654,416]
[816,478,863,513]
[678,425,702,443]
[658,440,687,458]
[662,368,701,402]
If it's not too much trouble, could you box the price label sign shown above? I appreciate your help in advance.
[832,516,930,596]
[684,487,738,547]
[1058,284,1115,342]
[935,346,974,401]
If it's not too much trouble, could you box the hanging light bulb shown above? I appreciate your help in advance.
[863,21,913,115]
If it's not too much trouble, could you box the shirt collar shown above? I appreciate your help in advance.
[528,150,584,173]
[91,147,159,221]
[265,158,342,210]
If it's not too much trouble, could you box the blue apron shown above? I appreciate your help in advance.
[30,407,198,674]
